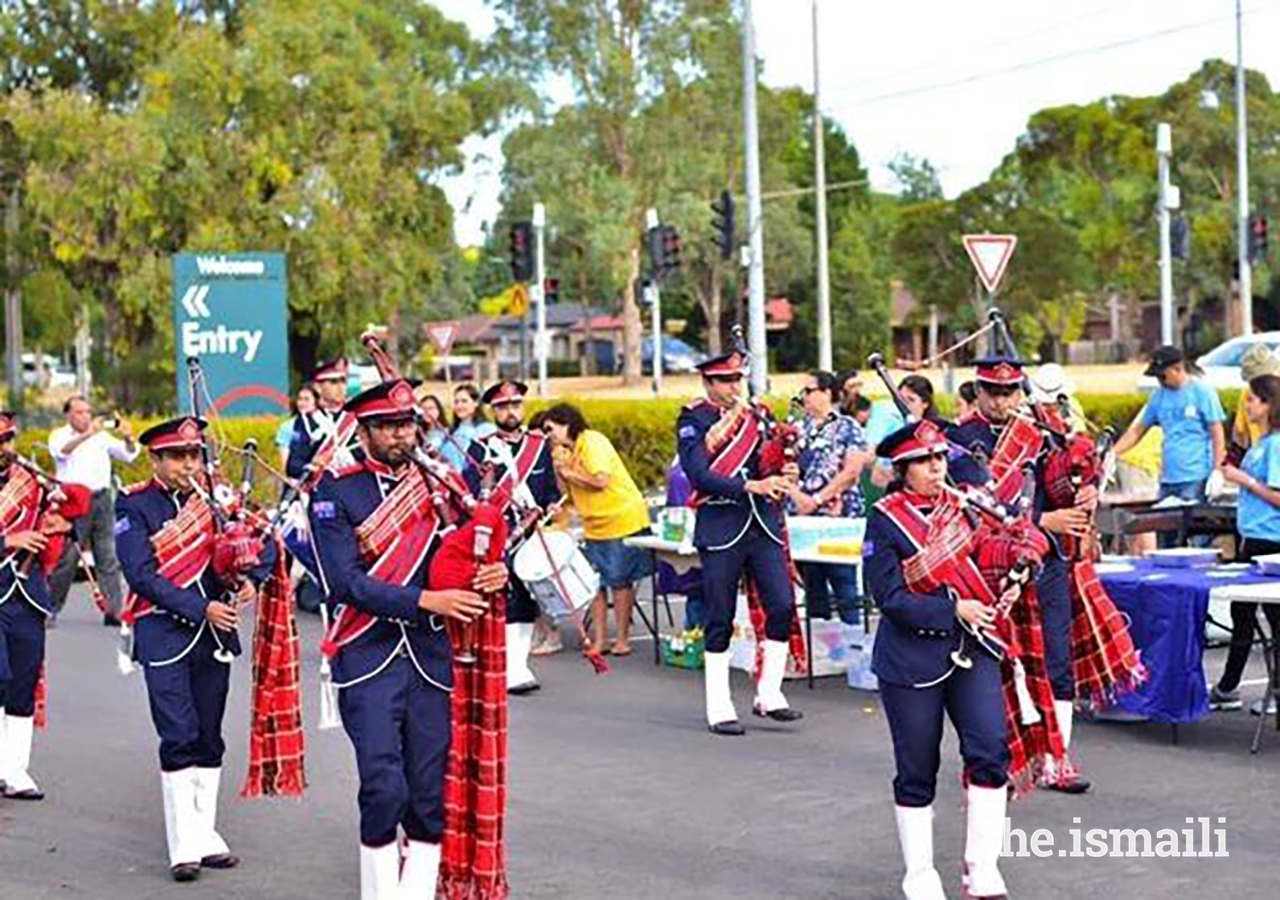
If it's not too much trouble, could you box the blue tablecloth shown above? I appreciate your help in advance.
[1099,560,1280,723]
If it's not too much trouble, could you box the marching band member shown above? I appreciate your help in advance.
[465,379,560,694]
[286,357,357,479]
[676,351,803,736]
[867,419,1015,900]
[309,379,507,900]
[947,355,1092,794]
[116,417,268,881]
[0,412,73,802]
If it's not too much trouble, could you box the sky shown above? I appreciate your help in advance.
[429,0,1280,246]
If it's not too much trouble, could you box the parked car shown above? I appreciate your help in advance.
[636,335,707,374]
[1137,332,1280,393]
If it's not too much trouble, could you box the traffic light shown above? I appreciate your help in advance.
[710,189,735,260]
[645,224,682,280]
[1250,214,1269,264]
[543,277,559,303]
[508,222,533,282]
[1171,216,1189,261]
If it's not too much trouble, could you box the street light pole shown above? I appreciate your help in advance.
[1157,123,1175,346]
[812,0,832,372]
[1236,0,1253,336]
[533,202,548,395]
[742,0,768,395]
[647,208,663,396]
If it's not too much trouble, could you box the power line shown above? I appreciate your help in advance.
[830,0,1154,95]
[838,2,1280,108]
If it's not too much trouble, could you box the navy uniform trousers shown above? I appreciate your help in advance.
[137,620,230,772]
[338,651,451,847]
[699,520,793,654]
[880,649,1009,808]
[0,598,45,716]
[505,565,540,625]
[1037,554,1075,702]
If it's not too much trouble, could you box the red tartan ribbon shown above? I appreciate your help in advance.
[0,466,42,538]
[687,402,761,508]
[320,464,441,656]
[240,535,307,799]
[1070,558,1147,703]
[121,489,215,623]
[986,415,1044,505]
[430,503,511,900]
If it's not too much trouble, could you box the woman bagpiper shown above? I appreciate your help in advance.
[867,419,1046,900]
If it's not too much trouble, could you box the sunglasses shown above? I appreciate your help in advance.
[708,374,743,384]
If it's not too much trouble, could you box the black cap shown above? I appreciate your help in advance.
[1143,345,1184,377]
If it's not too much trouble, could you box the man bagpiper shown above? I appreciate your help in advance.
[309,379,506,900]
[0,411,59,801]
[116,416,264,881]
[947,355,1093,794]
[675,351,802,735]
[286,357,356,480]
[465,379,560,695]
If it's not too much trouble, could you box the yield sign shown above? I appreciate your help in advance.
[427,323,458,355]
[962,234,1018,294]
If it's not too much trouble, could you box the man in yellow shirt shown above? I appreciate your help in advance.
[542,404,653,656]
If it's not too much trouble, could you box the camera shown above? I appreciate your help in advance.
[101,415,121,430]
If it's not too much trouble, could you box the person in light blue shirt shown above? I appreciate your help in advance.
[440,383,496,471]
[1213,373,1280,712]
[1113,345,1226,541]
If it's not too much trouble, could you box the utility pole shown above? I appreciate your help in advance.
[533,202,548,395]
[812,0,832,372]
[1157,123,1176,346]
[646,208,663,396]
[1236,0,1253,336]
[742,0,768,395]
[4,181,21,411]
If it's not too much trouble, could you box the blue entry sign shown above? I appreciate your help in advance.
[172,253,290,416]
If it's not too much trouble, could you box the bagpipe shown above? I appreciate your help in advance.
[868,352,1047,678]
[179,357,307,798]
[2,453,93,579]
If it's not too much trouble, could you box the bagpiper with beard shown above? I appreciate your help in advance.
[0,411,72,801]
[309,379,506,900]
[675,351,803,736]
[464,380,560,695]
[947,356,1094,794]
[286,358,359,480]
[116,417,269,882]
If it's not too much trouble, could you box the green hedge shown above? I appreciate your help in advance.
[12,388,1237,498]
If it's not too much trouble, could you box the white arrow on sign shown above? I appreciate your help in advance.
[180,283,212,318]
[962,234,1018,294]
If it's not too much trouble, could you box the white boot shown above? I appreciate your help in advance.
[193,767,235,865]
[0,708,8,791]
[360,842,403,900]
[752,640,802,721]
[398,839,441,898]
[704,651,742,733]
[895,805,947,900]
[0,714,43,799]
[505,622,539,693]
[161,769,203,870]
[963,785,1009,899]
[1055,700,1075,750]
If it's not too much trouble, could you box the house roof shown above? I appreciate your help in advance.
[426,304,611,345]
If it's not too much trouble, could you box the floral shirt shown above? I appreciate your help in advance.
[791,412,867,518]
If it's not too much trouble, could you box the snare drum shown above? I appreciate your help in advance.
[512,531,600,622]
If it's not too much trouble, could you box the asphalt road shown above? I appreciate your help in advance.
[2,588,1278,899]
